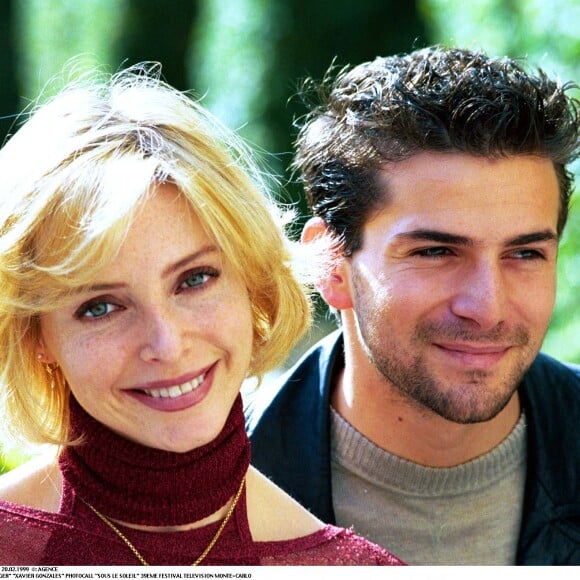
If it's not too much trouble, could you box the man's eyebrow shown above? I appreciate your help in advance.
[393,229,559,247]
[505,230,558,246]
[393,230,473,246]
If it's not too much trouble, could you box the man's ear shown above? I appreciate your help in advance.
[301,217,354,311]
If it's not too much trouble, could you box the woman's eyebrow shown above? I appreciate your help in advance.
[161,245,220,278]
[82,282,127,292]
[80,246,221,293]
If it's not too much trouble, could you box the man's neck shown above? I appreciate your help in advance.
[332,328,521,468]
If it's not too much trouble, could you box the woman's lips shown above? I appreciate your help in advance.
[141,373,206,398]
[126,363,217,412]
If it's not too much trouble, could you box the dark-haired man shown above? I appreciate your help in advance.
[246,46,580,564]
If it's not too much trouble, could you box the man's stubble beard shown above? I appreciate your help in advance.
[360,334,531,423]
[351,275,540,424]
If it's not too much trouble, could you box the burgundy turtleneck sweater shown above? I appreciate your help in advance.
[0,395,404,565]
[59,395,251,526]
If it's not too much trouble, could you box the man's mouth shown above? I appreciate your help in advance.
[432,342,512,370]
[434,343,511,355]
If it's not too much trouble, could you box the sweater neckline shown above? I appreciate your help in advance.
[330,406,527,497]
[58,394,251,526]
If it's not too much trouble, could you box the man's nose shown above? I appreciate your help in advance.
[449,260,507,331]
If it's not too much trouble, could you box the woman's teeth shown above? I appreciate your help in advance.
[142,374,205,398]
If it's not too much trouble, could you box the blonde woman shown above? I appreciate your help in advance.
[0,65,403,566]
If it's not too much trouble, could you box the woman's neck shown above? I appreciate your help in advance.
[59,395,251,526]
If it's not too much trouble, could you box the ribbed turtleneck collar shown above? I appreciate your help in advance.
[59,394,250,526]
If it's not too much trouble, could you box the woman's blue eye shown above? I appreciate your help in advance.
[79,302,115,319]
[179,268,219,292]
[181,271,210,289]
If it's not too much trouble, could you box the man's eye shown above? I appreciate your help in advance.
[511,248,544,260]
[415,247,452,257]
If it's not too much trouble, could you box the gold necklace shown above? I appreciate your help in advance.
[82,475,246,566]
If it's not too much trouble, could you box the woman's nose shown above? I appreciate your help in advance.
[138,308,186,363]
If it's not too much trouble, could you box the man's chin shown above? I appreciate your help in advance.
[422,385,519,425]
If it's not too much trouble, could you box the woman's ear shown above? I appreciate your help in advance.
[301,217,354,311]
[36,336,57,364]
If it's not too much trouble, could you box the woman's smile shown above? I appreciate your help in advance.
[127,362,218,412]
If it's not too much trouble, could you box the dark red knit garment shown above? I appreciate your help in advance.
[0,394,405,565]
[58,394,250,526]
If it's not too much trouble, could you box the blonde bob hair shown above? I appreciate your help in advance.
[0,64,310,448]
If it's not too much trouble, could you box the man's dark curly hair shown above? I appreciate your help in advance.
[293,45,579,256]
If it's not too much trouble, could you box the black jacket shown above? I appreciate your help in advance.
[246,331,580,565]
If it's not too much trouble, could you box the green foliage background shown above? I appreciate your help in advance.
[0,0,578,471]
